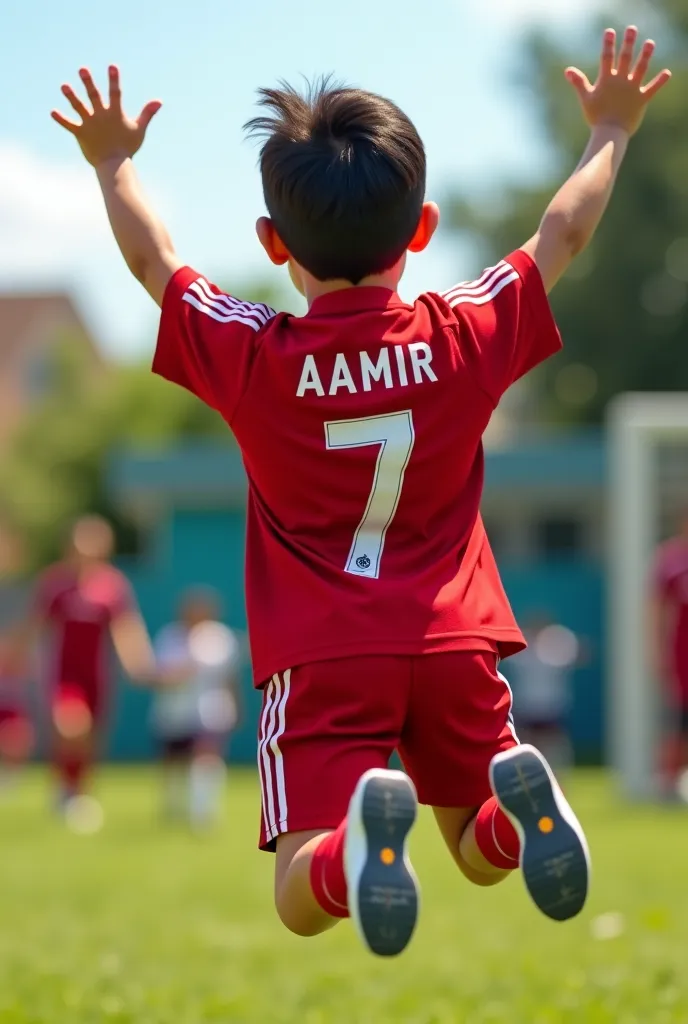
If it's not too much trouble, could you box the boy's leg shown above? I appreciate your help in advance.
[401,651,590,921]
[434,804,515,886]
[274,769,419,955]
[52,685,97,803]
[189,732,227,828]
[257,659,419,956]
[662,701,688,796]
[0,708,34,773]
[159,737,192,820]
[275,828,343,936]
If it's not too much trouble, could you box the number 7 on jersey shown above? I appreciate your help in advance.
[325,411,415,579]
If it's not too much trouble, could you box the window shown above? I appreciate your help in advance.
[534,516,584,558]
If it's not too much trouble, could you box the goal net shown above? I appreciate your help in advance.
[608,393,688,798]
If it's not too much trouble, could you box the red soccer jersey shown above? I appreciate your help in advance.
[34,562,134,694]
[154,250,562,683]
[652,538,688,695]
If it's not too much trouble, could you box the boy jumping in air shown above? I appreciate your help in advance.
[52,26,670,956]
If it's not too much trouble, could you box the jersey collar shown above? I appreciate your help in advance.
[307,287,406,316]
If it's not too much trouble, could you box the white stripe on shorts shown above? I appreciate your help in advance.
[257,679,278,840]
[498,668,520,744]
[257,671,292,841]
[269,668,291,836]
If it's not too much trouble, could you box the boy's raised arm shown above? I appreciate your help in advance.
[52,66,181,307]
[521,26,671,294]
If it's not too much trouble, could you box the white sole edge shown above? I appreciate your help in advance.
[489,744,592,878]
[343,768,419,954]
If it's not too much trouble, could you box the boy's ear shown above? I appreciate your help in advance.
[256,217,290,266]
[407,202,440,254]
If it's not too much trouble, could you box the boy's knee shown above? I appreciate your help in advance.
[455,853,512,888]
[274,893,330,937]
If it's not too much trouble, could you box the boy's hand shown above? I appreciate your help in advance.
[51,66,162,166]
[565,26,671,137]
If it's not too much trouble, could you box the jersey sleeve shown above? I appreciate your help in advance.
[439,249,562,404]
[153,267,278,421]
[108,572,136,622]
[32,569,61,621]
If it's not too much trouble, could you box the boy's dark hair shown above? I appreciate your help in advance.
[244,77,426,284]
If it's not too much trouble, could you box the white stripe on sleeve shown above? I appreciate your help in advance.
[441,263,519,309]
[181,278,277,332]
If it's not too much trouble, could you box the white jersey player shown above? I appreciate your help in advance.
[152,588,243,827]
[508,616,581,775]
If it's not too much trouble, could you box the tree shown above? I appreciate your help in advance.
[0,277,294,573]
[444,8,688,424]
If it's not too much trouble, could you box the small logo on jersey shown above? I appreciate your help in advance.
[356,555,371,570]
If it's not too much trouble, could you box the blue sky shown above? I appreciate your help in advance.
[0,0,611,357]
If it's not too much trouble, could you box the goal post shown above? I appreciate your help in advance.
[607,393,688,798]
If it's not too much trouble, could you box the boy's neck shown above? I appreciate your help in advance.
[303,267,402,308]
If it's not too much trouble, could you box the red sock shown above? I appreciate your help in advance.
[309,819,350,918]
[54,751,88,795]
[473,796,520,870]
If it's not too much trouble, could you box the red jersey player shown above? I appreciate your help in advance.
[52,27,670,955]
[6,516,156,818]
[651,509,688,797]
[0,638,35,788]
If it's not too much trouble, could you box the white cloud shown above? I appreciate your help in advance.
[0,142,108,274]
[0,142,171,357]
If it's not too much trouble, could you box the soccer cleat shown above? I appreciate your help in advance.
[489,744,590,922]
[64,794,105,835]
[344,768,420,957]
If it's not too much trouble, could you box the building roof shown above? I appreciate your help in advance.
[0,291,99,367]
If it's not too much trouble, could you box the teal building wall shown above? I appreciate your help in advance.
[108,434,607,763]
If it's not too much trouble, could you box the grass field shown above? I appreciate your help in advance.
[0,769,685,1023]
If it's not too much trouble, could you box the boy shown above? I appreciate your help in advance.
[651,507,688,797]
[509,613,582,777]
[5,516,156,820]
[0,639,35,790]
[52,27,670,955]
[152,587,242,827]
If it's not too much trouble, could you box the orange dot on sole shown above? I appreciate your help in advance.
[538,816,554,834]
[380,847,396,865]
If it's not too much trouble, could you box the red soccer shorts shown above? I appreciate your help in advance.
[257,650,518,851]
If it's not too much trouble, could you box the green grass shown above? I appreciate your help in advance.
[0,769,685,1023]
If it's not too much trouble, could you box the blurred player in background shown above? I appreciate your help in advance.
[4,515,156,826]
[650,507,688,800]
[509,614,583,778]
[0,638,35,791]
[152,587,243,829]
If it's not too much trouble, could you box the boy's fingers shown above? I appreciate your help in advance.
[641,68,672,100]
[565,67,592,99]
[617,25,638,77]
[79,68,104,110]
[600,28,616,76]
[61,84,89,121]
[631,39,655,82]
[109,65,122,111]
[137,100,163,132]
[51,110,80,133]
